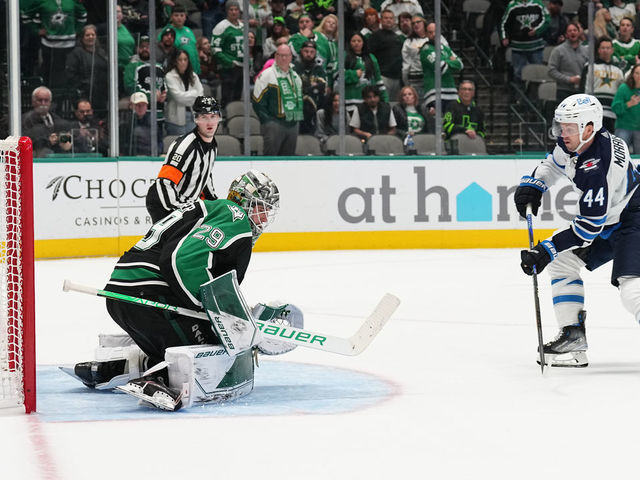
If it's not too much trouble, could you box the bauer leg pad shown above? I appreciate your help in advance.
[165,344,254,409]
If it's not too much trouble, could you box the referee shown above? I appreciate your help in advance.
[146,96,223,223]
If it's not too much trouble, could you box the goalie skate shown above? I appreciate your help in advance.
[116,374,183,411]
[537,311,588,368]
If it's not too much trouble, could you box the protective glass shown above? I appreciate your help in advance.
[552,120,580,137]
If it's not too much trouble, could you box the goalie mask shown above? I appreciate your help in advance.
[552,94,603,152]
[228,170,280,244]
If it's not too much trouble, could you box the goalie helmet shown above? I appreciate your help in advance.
[552,94,603,151]
[228,170,280,244]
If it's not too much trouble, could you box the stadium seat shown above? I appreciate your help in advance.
[225,101,258,120]
[247,135,263,156]
[215,134,242,156]
[294,135,322,156]
[450,133,487,155]
[227,116,261,138]
[163,135,179,153]
[413,134,444,155]
[366,134,405,156]
[325,135,365,155]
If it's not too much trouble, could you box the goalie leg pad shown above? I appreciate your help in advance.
[165,344,254,409]
[253,303,304,355]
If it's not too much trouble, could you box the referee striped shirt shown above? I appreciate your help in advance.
[148,131,218,220]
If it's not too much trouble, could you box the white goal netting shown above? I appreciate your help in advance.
[0,136,34,412]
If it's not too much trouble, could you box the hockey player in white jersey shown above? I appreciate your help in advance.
[514,94,640,367]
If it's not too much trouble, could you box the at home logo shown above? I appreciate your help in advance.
[337,166,578,224]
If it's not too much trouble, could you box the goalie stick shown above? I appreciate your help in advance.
[526,205,546,374]
[62,280,400,356]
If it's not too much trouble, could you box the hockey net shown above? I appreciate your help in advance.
[0,136,35,413]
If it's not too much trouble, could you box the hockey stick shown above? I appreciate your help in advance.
[526,205,546,374]
[62,280,400,356]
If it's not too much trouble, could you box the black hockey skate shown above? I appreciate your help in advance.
[71,359,127,388]
[116,371,183,411]
[538,310,588,368]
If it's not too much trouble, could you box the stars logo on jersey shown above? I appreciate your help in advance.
[579,158,600,172]
[227,204,245,221]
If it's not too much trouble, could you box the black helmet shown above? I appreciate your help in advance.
[192,96,221,116]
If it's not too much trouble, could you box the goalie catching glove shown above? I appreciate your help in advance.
[253,302,304,355]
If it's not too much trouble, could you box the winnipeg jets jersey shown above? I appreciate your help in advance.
[531,130,640,253]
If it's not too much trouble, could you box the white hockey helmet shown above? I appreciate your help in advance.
[552,94,603,151]
[228,170,280,244]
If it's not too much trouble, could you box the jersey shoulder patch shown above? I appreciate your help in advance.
[227,203,246,221]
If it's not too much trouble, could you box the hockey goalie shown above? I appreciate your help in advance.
[64,170,303,411]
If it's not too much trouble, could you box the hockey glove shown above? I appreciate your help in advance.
[520,241,557,275]
[514,176,547,218]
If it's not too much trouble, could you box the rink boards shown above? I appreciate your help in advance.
[32,155,577,258]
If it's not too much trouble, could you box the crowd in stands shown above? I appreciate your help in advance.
[13,0,640,156]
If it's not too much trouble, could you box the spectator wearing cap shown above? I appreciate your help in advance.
[120,92,162,156]
[165,48,204,135]
[212,0,245,107]
[264,16,290,58]
[157,4,200,74]
[252,44,304,155]
[288,14,335,75]
[156,27,177,70]
[543,0,570,46]
[294,40,328,134]
[124,35,168,131]
[368,9,404,102]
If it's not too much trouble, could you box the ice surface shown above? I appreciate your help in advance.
[2,249,640,479]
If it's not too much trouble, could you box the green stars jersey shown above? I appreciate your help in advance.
[106,199,253,309]
[212,19,244,70]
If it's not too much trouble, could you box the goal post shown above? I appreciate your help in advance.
[0,136,36,413]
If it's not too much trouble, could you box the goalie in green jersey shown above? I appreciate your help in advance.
[66,170,302,410]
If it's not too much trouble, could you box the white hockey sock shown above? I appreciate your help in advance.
[550,276,585,328]
[618,276,640,323]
